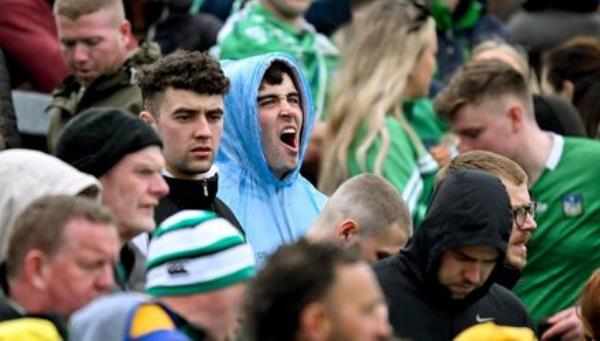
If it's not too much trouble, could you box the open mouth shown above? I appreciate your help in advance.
[280,127,298,150]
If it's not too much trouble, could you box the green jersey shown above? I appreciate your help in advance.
[348,116,437,227]
[514,134,600,323]
[403,98,449,149]
[216,2,338,119]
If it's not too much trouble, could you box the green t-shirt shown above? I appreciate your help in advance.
[403,98,449,149]
[514,135,600,323]
[216,2,339,119]
[347,116,437,228]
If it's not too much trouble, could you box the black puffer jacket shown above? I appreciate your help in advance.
[375,170,533,340]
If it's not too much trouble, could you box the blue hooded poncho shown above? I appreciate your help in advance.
[217,53,327,265]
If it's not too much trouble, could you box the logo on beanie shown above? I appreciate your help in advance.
[167,261,189,276]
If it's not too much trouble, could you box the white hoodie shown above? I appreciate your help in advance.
[0,149,101,261]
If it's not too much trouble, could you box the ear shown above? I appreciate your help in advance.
[139,111,157,129]
[561,80,574,103]
[507,103,526,133]
[22,250,51,291]
[119,20,132,47]
[334,219,359,243]
[298,302,329,341]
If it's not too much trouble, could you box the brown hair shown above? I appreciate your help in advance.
[54,0,124,20]
[244,239,361,341]
[434,59,534,120]
[6,195,115,278]
[543,36,600,138]
[579,269,600,340]
[436,150,528,187]
[139,50,230,117]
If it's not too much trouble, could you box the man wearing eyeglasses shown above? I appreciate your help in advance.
[375,170,533,340]
[436,150,537,289]
[436,59,600,340]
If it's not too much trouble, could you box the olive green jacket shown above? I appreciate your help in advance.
[46,43,160,152]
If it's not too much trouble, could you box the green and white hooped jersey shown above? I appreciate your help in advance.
[348,117,437,228]
[514,134,600,323]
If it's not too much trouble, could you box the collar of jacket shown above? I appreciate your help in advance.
[49,42,161,117]
[163,171,219,204]
[49,67,135,118]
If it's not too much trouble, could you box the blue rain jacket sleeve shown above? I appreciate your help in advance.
[216,52,327,265]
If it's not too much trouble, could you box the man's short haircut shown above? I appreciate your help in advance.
[244,239,361,341]
[53,0,124,21]
[436,151,528,188]
[434,59,533,120]
[313,174,412,237]
[6,195,115,278]
[139,50,230,117]
[579,269,600,340]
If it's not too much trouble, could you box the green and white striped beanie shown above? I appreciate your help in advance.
[145,210,255,297]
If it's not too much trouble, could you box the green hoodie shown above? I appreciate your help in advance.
[216,2,338,119]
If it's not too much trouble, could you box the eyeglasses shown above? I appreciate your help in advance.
[512,202,537,228]
[407,0,431,33]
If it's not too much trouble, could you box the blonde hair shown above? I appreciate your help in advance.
[319,0,435,194]
[54,0,124,21]
[472,39,541,94]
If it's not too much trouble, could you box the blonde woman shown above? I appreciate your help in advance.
[319,0,441,227]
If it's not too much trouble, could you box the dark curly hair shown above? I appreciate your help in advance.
[139,50,230,116]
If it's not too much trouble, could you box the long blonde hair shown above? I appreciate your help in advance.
[319,0,435,194]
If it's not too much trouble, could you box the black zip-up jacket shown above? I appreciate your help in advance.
[374,170,533,340]
[155,171,244,236]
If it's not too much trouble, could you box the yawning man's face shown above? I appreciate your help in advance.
[257,72,303,179]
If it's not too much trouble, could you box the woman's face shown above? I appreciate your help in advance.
[406,28,438,99]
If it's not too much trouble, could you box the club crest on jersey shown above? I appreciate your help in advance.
[562,193,584,217]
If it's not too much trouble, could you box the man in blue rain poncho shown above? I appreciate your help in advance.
[217,52,327,265]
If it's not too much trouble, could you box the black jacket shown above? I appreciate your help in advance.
[155,172,244,235]
[374,170,533,340]
[0,49,21,149]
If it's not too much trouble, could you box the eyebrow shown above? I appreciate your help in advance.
[256,91,300,101]
[171,107,223,115]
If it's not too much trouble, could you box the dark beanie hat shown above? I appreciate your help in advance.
[55,108,162,178]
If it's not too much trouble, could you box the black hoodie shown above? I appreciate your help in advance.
[374,170,533,340]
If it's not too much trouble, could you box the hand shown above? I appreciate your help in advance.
[541,307,585,341]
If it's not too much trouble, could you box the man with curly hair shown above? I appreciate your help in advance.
[139,50,242,233]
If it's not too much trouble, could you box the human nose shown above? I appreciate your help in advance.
[73,43,89,63]
[521,213,537,231]
[96,264,115,292]
[458,139,474,153]
[374,306,392,340]
[193,115,212,138]
[150,174,169,197]
[464,263,482,284]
